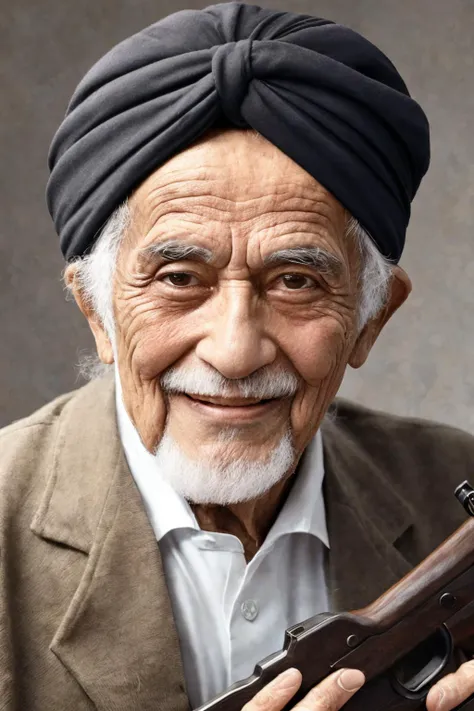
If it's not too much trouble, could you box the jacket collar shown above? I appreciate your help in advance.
[321,402,414,611]
[30,375,120,553]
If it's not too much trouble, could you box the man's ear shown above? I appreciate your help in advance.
[348,265,412,369]
[64,263,115,365]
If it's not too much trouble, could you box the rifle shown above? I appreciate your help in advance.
[196,481,474,711]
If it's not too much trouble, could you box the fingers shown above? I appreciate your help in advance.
[243,668,303,711]
[427,660,474,711]
[293,669,365,711]
[242,668,364,711]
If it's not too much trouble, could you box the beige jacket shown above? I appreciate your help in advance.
[0,377,472,711]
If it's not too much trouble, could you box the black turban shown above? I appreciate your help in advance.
[47,2,430,262]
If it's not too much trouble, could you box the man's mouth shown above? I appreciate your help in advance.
[184,393,275,407]
[175,392,283,423]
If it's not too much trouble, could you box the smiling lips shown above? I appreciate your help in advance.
[185,394,271,407]
[181,393,280,422]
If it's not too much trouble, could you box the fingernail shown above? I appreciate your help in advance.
[274,668,301,690]
[338,669,365,693]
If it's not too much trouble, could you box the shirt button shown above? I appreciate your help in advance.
[241,599,259,621]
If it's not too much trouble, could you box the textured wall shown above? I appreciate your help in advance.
[1,0,473,430]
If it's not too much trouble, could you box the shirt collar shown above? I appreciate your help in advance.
[264,430,329,548]
[115,376,328,548]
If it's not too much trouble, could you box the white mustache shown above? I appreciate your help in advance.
[160,365,299,400]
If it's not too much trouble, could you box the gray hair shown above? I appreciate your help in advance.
[69,202,393,349]
[70,202,131,343]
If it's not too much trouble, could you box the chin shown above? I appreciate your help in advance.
[153,429,295,505]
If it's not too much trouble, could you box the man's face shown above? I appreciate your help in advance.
[110,129,364,472]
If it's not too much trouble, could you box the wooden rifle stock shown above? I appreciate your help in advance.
[195,482,474,711]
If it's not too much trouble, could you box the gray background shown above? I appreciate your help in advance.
[1,0,473,430]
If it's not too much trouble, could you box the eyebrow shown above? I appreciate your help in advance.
[139,240,344,278]
[264,247,345,279]
[139,240,213,264]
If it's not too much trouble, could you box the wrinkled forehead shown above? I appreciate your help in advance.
[126,129,348,257]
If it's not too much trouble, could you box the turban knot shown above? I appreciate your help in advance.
[47,2,430,262]
[212,40,254,127]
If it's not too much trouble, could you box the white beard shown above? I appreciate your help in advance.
[153,428,295,505]
[114,360,298,505]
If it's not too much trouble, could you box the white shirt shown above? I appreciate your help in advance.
[116,392,330,708]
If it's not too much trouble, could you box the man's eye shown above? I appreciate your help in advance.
[162,273,198,287]
[280,274,317,290]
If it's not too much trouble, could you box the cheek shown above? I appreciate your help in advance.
[286,318,348,383]
[114,294,203,451]
[128,318,193,380]
[116,290,200,379]
[283,318,353,445]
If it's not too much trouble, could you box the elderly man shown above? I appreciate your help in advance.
[1,4,474,711]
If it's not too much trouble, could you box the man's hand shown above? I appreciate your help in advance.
[242,668,365,711]
[427,660,474,711]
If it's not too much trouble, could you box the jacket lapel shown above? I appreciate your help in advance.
[31,377,189,711]
[322,405,414,612]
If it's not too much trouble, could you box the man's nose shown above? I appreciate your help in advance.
[195,282,277,379]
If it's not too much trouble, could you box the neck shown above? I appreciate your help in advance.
[191,469,296,562]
